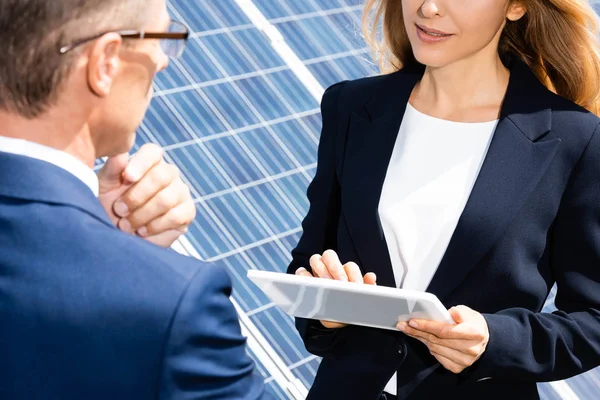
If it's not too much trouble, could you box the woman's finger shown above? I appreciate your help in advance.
[364,272,377,285]
[430,351,468,374]
[295,267,314,277]
[310,254,333,279]
[321,249,348,281]
[344,262,363,283]
[429,347,474,374]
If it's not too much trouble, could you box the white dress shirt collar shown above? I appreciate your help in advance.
[0,136,99,197]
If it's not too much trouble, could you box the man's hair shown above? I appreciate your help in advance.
[0,0,150,119]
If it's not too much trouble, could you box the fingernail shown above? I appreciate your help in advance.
[114,201,129,217]
[137,226,148,237]
[397,323,406,332]
[119,219,133,233]
[409,320,419,329]
[177,226,189,234]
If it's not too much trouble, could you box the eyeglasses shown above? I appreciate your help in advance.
[59,20,190,58]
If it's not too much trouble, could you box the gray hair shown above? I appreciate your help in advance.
[0,0,151,118]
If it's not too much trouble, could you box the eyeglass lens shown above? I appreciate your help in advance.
[160,21,188,58]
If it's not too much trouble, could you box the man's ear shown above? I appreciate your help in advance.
[87,33,122,97]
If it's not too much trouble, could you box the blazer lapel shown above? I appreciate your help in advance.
[341,68,424,288]
[426,61,562,301]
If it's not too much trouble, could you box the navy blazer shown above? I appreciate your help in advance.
[288,60,600,400]
[0,153,265,399]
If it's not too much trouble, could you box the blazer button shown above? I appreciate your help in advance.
[398,345,403,354]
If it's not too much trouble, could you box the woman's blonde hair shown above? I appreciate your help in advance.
[362,0,600,116]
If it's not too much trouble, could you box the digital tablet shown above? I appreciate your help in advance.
[247,270,454,331]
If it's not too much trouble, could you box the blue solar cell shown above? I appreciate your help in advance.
[209,0,254,27]
[139,98,196,147]
[233,29,287,70]
[237,128,300,176]
[168,143,232,197]
[244,184,304,232]
[264,380,290,399]
[291,357,321,389]
[201,83,263,129]
[186,204,235,259]
[537,384,562,400]
[276,21,325,60]
[154,61,193,91]
[250,307,311,366]
[235,76,299,120]
[266,70,320,112]
[206,192,272,247]
[203,135,265,186]
[169,0,251,31]
[202,33,264,76]
[166,39,225,85]
[266,119,320,169]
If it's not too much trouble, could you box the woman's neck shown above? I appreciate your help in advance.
[410,54,510,123]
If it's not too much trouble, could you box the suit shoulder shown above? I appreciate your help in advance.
[547,91,600,149]
[322,72,393,114]
[547,89,600,129]
[34,207,225,292]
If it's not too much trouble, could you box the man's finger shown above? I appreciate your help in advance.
[343,262,363,283]
[125,181,188,231]
[97,153,129,193]
[123,144,164,183]
[321,249,347,282]
[310,254,333,279]
[143,229,186,248]
[139,200,196,237]
[117,162,179,217]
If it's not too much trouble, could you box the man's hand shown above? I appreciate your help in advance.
[97,143,196,248]
[397,305,489,374]
[295,249,377,329]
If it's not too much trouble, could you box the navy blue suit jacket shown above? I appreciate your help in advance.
[288,60,600,399]
[0,153,265,399]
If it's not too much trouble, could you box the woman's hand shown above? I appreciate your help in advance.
[295,249,377,329]
[397,305,489,374]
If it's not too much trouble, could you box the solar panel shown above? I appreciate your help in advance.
[123,1,600,398]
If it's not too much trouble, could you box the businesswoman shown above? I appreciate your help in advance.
[287,0,600,399]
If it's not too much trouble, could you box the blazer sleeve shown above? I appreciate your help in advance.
[462,122,600,383]
[286,81,350,357]
[158,263,265,399]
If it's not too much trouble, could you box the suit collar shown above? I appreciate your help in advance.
[364,59,552,141]
[0,152,113,228]
[0,136,99,197]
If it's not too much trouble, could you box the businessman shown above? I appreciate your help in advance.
[0,0,265,399]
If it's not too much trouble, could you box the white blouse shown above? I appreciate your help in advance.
[379,103,497,395]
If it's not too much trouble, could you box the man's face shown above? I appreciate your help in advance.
[90,0,170,158]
